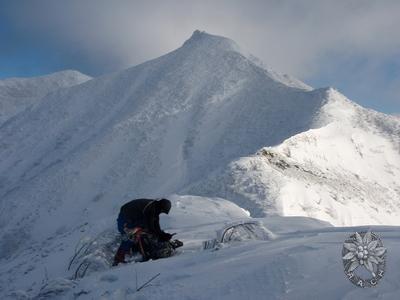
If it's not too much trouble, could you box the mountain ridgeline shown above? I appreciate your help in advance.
[0,31,399,261]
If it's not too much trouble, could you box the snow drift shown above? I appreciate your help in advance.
[3,195,400,300]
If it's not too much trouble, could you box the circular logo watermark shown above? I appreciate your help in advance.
[342,231,387,288]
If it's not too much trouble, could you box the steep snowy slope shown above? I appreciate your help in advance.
[1,30,400,299]
[0,31,328,260]
[0,70,91,125]
[187,88,400,225]
[0,30,399,265]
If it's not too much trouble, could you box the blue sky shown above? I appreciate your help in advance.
[1,0,399,114]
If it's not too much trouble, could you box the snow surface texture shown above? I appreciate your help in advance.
[0,70,91,126]
[0,195,252,297]
[1,31,400,298]
[3,195,400,300]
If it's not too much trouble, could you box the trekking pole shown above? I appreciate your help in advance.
[136,273,161,291]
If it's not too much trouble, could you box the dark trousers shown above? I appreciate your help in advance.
[117,215,135,251]
[115,215,172,263]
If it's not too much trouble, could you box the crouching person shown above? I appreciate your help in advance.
[113,198,183,265]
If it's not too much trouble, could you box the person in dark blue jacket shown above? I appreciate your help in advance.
[113,198,174,265]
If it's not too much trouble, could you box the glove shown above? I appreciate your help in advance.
[124,229,136,241]
[124,227,141,241]
[170,239,183,249]
[160,232,173,241]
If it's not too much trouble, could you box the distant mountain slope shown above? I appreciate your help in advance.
[186,88,400,225]
[0,70,91,125]
[0,31,399,263]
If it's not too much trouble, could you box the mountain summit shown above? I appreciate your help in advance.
[1,31,400,298]
[183,30,240,50]
[0,31,399,261]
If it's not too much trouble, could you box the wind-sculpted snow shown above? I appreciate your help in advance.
[0,195,251,297]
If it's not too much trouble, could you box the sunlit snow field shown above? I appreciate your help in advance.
[1,32,399,299]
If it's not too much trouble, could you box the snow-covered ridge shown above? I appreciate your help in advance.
[0,70,91,125]
[182,30,242,53]
[0,32,399,254]
[186,88,400,225]
[182,30,312,91]
[1,30,400,299]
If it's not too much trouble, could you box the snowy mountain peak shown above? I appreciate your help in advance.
[179,31,311,91]
[184,30,240,50]
[187,29,207,41]
[323,87,352,105]
[314,87,362,125]
[182,30,241,53]
[0,69,91,85]
[40,69,91,83]
[0,70,91,126]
